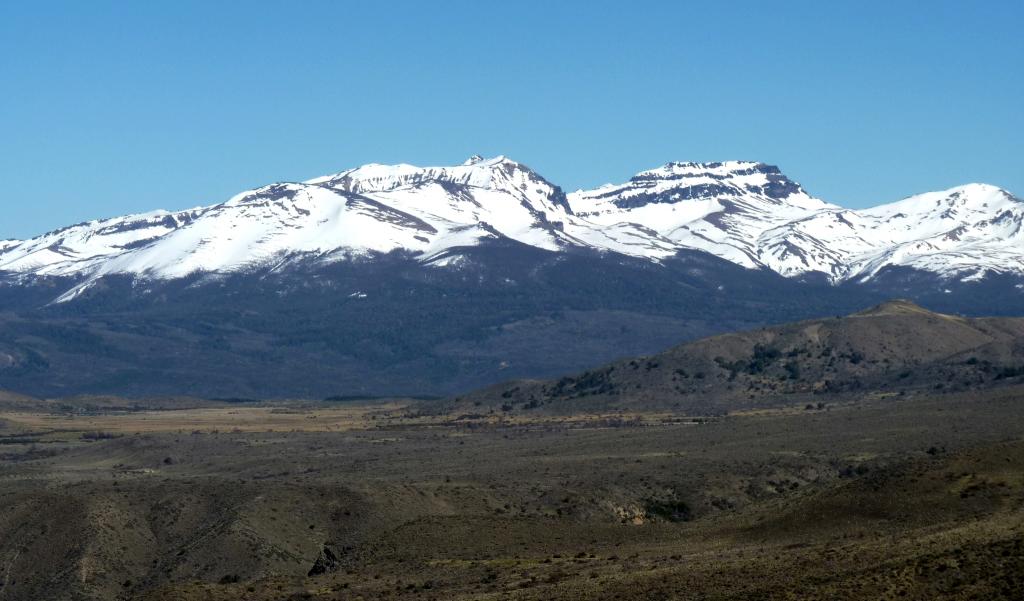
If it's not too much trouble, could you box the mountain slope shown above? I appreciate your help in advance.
[0,157,683,298]
[570,161,838,271]
[1,157,1021,304]
[570,162,1024,281]
[0,245,891,399]
[479,300,1024,414]
[759,183,1024,281]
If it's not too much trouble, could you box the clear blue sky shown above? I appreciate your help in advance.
[1,1,1021,239]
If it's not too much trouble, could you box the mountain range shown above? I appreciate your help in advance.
[2,156,1022,297]
[0,157,1021,398]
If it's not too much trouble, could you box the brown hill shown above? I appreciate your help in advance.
[471,300,1024,414]
[0,388,44,411]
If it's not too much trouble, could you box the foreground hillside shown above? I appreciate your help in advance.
[0,386,1021,600]
[482,300,1024,414]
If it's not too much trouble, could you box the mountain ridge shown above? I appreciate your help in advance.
[1,156,1021,305]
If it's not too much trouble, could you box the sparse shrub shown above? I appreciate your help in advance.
[995,366,1024,380]
[81,431,122,441]
[714,356,744,380]
[746,344,782,374]
[644,499,692,522]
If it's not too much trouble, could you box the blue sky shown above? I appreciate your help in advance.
[1,1,1021,239]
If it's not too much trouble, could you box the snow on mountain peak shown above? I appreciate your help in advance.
[574,160,821,209]
[308,155,529,194]
[634,160,769,179]
[0,156,1020,295]
[759,182,1024,280]
[566,160,835,269]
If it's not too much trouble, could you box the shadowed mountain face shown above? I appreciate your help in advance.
[0,243,1022,399]
[0,246,881,399]
[480,300,1024,414]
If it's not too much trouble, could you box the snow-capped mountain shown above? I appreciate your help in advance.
[760,183,1024,282]
[0,156,1021,300]
[0,156,684,290]
[569,161,839,270]
[571,162,1023,282]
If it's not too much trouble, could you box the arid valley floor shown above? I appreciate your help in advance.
[0,384,1022,600]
